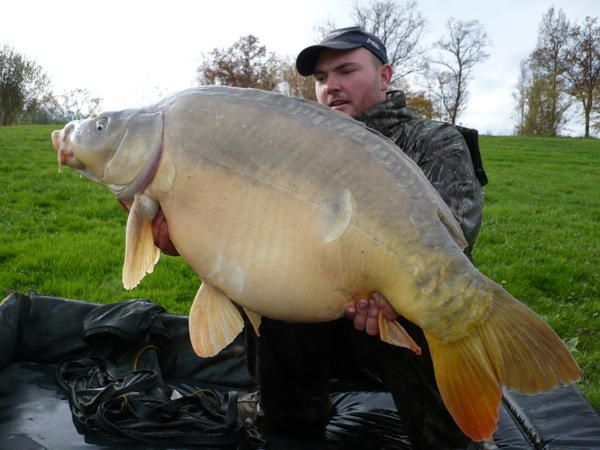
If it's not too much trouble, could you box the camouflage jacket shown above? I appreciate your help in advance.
[356,91,484,252]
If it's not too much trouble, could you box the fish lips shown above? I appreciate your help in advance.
[51,128,89,173]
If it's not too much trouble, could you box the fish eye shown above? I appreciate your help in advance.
[96,117,109,131]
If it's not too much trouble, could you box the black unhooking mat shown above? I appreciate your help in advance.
[1,292,599,450]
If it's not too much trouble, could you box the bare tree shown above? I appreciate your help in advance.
[351,0,426,80]
[313,17,338,42]
[427,18,489,125]
[514,66,563,136]
[197,35,280,91]
[513,59,531,134]
[314,0,426,83]
[527,7,573,135]
[593,90,600,134]
[54,88,103,122]
[0,45,52,126]
[563,16,600,137]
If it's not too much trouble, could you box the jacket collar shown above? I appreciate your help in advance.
[356,90,418,137]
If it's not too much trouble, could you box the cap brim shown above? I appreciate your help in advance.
[295,41,362,76]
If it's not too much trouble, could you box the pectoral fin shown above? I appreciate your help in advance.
[122,194,160,290]
[318,188,354,242]
[189,283,245,358]
[378,313,422,355]
[243,307,262,336]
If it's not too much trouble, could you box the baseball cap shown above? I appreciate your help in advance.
[296,26,389,76]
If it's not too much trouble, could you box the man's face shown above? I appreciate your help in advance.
[313,47,391,118]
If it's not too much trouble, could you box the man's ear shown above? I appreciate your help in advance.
[379,64,393,92]
[104,112,163,185]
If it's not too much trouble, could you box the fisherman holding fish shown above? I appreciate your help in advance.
[53,23,580,449]
[151,28,485,449]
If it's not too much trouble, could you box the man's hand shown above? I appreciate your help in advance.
[344,292,398,336]
[151,209,179,256]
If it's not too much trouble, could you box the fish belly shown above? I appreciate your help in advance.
[159,159,397,322]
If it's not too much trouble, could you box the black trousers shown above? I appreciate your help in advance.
[250,317,472,450]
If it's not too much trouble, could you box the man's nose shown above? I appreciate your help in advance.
[325,74,341,94]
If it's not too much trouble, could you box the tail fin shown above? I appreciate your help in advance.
[426,279,582,442]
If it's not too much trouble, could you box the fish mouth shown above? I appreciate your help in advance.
[58,148,75,167]
[51,129,69,171]
[51,129,85,172]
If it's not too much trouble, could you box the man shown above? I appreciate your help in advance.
[152,27,485,449]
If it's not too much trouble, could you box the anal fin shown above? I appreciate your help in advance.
[378,313,422,355]
[123,194,160,290]
[189,283,244,358]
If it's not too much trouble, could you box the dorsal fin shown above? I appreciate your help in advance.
[437,204,468,250]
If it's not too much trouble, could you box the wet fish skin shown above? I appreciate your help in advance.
[51,86,581,442]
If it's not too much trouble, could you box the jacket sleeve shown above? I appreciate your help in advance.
[408,122,484,254]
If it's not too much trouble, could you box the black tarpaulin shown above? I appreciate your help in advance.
[1,292,599,449]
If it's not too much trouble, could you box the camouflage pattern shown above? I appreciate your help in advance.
[252,92,488,449]
[357,90,484,253]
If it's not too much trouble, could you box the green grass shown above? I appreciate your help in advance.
[0,125,200,312]
[473,135,599,411]
[1,126,598,412]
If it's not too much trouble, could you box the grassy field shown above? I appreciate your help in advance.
[1,125,598,412]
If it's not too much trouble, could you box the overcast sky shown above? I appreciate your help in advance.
[2,0,598,135]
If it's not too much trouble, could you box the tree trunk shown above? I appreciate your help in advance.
[583,93,592,138]
[584,105,590,138]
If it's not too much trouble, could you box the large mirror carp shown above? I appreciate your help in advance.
[51,86,581,442]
